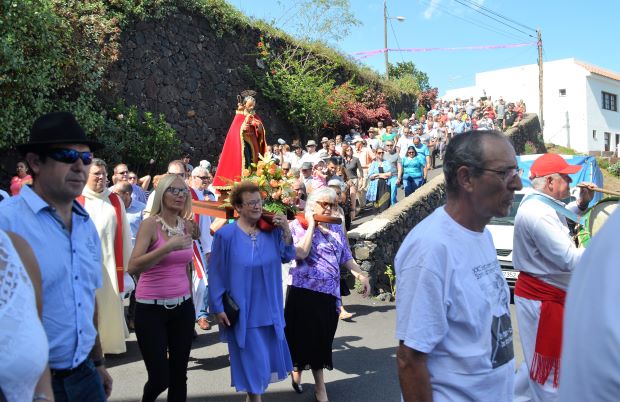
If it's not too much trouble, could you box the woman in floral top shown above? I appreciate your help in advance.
[285,187,370,402]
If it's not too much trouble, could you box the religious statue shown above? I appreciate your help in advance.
[212,90,267,191]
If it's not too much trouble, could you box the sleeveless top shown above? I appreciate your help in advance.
[135,224,193,299]
[0,230,48,402]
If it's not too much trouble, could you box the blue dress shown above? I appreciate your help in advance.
[209,223,296,394]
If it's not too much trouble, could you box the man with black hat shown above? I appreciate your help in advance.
[0,111,112,400]
[512,153,594,402]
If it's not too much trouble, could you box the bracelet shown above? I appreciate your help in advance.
[33,393,51,402]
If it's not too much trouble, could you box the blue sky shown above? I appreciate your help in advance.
[232,0,620,96]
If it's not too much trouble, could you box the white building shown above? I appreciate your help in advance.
[444,58,620,155]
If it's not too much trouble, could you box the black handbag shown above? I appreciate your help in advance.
[223,291,240,326]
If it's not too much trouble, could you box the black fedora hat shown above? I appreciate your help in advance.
[17,111,104,154]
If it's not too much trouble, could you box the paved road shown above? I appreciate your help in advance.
[107,292,523,402]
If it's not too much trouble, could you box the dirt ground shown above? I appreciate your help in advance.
[601,169,620,193]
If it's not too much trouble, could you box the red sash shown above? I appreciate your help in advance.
[514,273,566,387]
[77,194,125,292]
[189,188,205,279]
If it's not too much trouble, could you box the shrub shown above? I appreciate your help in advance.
[523,141,536,155]
[608,161,620,177]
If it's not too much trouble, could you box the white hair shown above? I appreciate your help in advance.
[530,173,561,191]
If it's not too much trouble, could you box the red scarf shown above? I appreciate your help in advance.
[77,194,125,292]
[514,273,566,387]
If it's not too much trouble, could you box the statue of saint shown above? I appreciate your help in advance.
[212,90,267,191]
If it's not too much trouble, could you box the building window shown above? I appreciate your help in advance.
[593,130,597,140]
[602,91,617,111]
[604,132,611,152]
[559,89,566,96]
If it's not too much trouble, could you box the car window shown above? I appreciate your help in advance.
[489,193,525,226]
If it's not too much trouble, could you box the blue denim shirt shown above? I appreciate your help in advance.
[0,185,102,369]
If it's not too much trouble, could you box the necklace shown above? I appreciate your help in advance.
[156,215,185,237]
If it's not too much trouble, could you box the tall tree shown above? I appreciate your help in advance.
[388,61,431,92]
[273,0,360,44]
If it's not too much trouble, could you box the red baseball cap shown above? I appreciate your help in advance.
[529,153,581,179]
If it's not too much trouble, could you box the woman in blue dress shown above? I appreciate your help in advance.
[209,181,296,402]
[399,145,427,196]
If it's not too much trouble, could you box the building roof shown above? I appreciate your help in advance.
[575,59,620,82]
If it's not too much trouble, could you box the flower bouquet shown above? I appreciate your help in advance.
[241,155,298,221]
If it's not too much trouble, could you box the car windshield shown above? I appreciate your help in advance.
[490,193,525,226]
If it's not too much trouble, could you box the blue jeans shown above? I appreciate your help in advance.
[389,176,399,205]
[52,359,106,402]
[403,176,424,197]
[197,266,209,319]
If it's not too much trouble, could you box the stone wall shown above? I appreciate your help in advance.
[347,175,446,299]
[102,8,416,166]
[505,113,547,155]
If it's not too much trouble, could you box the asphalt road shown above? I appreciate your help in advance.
[107,292,523,402]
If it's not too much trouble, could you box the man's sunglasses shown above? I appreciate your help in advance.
[47,149,93,165]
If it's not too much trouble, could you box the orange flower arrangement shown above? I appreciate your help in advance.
[239,155,297,215]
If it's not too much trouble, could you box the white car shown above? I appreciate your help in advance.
[487,191,525,296]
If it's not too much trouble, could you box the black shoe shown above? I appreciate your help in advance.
[291,378,303,394]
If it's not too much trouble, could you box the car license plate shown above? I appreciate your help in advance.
[502,271,519,279]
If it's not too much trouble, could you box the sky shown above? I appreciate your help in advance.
[231,0,620,96]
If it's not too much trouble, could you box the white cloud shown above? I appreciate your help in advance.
[423,0,442,20]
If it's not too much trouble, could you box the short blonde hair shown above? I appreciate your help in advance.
[149,173,193,219]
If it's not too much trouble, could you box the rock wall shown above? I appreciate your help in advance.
[506,113,547,154]
[102,8,416,166]
[347,175,446,299]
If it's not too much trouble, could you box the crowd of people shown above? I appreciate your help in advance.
[1,98,617,402]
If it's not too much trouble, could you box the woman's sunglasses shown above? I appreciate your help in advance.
[316,201,336,209]
[46,148,93,165]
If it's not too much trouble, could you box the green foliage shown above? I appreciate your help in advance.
[415,105,427,120]
[98,101,181,173]
[385,264,396,296]
[608,161,620,177]
[597,157,610,170]
[388,61,431,91]
[250,39,352,136]
[523,140,536,155]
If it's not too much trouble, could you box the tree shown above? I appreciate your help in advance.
[273,0,360,44]
[388,61,431,92]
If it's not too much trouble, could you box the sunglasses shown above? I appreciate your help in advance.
[194,176,210,181]
[165,187,189,197]
[316,201,336,209]
[376,152,384,155]
[47,148,93,165]
[128,176,138,180]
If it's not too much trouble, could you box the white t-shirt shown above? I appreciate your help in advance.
[395,207,514,402]
[560,209,620,402]
[396,136,414,158]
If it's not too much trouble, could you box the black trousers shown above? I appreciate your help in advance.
[134,298,195,402]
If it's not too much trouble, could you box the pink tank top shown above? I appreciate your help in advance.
[135,225,193,299]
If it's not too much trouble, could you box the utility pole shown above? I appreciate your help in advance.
[384,0,389,79]
[537,29,543,130]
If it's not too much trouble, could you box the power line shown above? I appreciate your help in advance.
[452,0,536,38]
[458,0,536,32]
[388,18,406,65]
[419,0,530,42]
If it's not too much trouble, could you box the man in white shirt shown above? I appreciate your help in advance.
[560,209,620,402]
[396,127,414,158]
[299,140,321,166]
[512,153,594,402]
[396,130,521,402]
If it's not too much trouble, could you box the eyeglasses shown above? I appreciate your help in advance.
[47,149,93,165]
[242,199,263,208]
[316,201,336,209]
[472,166,524,182]
[376,152,384,155]
[282,167,290,171]
[165,187,189,197]
[194,176,210,181]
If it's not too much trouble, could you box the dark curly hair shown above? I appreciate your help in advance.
[230,181,260,207]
